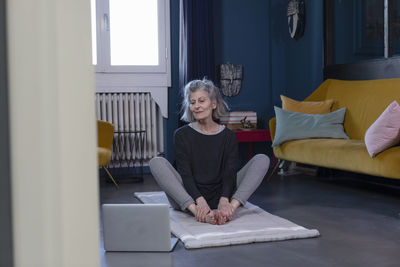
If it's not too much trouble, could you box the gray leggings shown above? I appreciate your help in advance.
[149,154,270,211]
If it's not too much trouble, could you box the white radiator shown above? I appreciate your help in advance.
[96,92,164,168]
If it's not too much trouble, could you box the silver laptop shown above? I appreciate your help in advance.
[102,204,178,252]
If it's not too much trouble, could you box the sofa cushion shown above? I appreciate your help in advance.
[304,78,400,140]
[281,95,334,114]
[273,138,400,179]
[364,100,400,157]
[272,107,349,146]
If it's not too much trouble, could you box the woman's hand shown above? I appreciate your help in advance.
[218,197,235,222]
[195,197,211,222]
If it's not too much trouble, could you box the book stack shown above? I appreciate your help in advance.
[220,111,257,130]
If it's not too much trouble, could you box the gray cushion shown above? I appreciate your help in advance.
[272,106,349,147]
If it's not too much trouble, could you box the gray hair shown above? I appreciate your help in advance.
[180,79,228,122]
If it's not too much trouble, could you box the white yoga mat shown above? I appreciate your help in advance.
[134,191,320,249]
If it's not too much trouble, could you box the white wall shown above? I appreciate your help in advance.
[7,0,100,266]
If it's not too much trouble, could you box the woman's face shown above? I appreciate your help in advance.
[189,90,217,121]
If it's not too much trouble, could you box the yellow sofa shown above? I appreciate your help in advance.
[269,78,400,179]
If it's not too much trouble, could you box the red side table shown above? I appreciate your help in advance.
[234,129,276,166]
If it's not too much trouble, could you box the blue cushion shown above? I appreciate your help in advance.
[272,107,349,147]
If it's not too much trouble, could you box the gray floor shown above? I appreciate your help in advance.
[99,169,400,267]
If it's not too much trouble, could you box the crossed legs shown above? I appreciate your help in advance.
[149,157,193,211]
[233,154,270,206]
[149,154,270,223]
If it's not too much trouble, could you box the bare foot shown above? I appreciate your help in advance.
[187,204,218,224]
[218,199,241,224]
[205,210,217,225]
[215,211,227,225]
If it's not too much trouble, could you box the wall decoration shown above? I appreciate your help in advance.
[219,63,243,97]
[287,0,305,40]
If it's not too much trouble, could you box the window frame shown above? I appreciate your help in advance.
[324,0,398,67]
[93,0,171,87]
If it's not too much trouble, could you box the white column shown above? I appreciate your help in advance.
[7,0,100,266]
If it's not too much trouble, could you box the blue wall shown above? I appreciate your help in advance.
[270,0,324,111]
[214,0,271,129]
[164,0,325,163]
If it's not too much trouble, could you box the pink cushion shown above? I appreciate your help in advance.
[365,101,400,157]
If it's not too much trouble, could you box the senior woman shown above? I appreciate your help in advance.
[149,79,269,225]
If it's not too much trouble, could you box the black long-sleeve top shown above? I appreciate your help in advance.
[174,125,239,209]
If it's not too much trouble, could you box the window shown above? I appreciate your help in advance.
[91,0,171,87]
[325,0,400,66]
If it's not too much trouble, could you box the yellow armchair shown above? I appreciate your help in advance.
[97,120,119,189]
